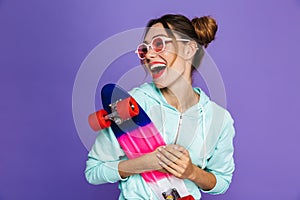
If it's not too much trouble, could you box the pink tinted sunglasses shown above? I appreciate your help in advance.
[135,36,190,60]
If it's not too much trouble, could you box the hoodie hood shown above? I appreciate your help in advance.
[131,82,211,110]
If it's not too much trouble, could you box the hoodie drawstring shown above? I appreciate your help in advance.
[199,104,207,169]
[160,103,166,139]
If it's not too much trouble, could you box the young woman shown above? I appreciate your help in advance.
[85,14,235,200]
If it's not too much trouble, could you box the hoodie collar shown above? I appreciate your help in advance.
[143,82,210,113]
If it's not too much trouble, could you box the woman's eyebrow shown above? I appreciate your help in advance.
[144,34,169,43]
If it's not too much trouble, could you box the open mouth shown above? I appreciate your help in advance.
[149,62,167,79]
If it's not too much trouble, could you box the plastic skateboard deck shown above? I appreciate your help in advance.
[88,83,194,200]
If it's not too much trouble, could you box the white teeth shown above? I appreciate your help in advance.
[150,64,166,71]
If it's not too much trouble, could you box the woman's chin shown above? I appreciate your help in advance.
[152,70,168,88]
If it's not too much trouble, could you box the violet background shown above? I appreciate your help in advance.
[1,0,300,200]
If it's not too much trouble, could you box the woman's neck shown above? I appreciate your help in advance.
[160,76,199,113]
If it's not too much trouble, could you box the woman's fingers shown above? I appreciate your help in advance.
[156,144,194,179]
[156,145,187,168]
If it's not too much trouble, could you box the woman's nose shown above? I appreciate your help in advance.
[145,47,158,59]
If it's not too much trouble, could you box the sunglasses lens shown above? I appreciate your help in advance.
[152,37,164,52]
[137,44,148,59]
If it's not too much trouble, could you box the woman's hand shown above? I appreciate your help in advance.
[156,144,195,180]
[119,147,167,178]
[119,144,195,179]
[140,148,166,172]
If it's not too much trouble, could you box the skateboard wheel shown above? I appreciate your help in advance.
[116,97,139,120]
[88,109,111,131]
[178,195,195,200]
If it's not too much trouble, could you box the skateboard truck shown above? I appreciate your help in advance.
[162,188,180,200]
[162,188,195,200]
[107,97,139,125]
[88,97,139,131]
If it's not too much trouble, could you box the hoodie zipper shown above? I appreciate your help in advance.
[174,114,183,144]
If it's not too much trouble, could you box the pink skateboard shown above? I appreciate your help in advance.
[88,84,194,200]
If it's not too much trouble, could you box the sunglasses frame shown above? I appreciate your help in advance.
[135,36,190,60]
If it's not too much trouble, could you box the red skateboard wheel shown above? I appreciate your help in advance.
[178,195,195,200]
[116,97,139,120]
[88,109,111,131]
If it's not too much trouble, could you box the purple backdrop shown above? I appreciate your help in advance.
[1,0,300,200]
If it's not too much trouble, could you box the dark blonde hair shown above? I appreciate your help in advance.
[145,14,218,72]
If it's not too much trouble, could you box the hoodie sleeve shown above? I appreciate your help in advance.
[84,128,128,185]
[201,110,235,195]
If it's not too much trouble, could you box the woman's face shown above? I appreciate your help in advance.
[142,23,190,88]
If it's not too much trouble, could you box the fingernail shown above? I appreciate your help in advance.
[158,146,165,151]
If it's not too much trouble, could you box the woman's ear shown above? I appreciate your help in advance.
[184,41,198,60]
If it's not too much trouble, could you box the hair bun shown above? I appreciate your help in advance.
[191,16,218,48]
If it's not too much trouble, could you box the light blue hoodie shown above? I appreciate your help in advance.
[85,82,235,200]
